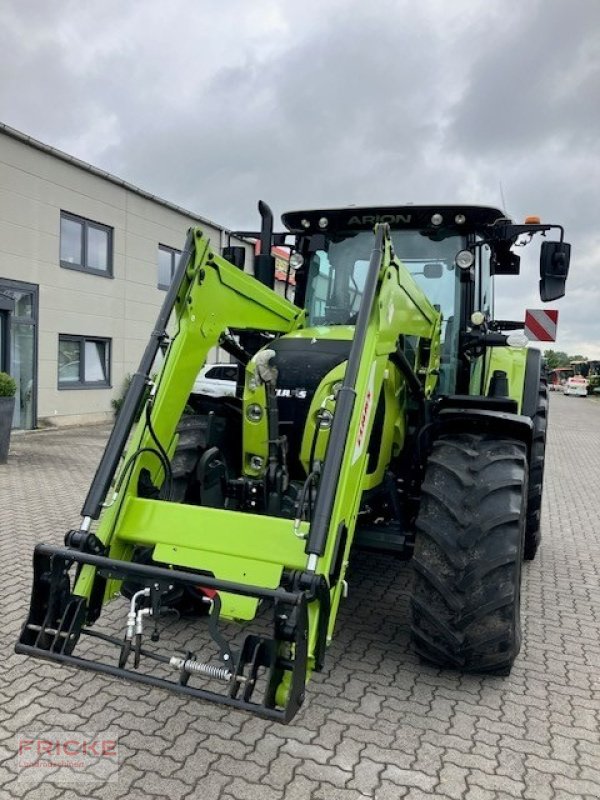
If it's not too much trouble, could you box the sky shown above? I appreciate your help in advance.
[1,0,599,356]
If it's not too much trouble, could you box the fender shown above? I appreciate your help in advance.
[436,407,533,452]
[522,348,544,418]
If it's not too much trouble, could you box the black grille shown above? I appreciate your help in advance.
[270,337,352,478]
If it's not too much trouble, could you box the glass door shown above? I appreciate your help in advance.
[0,280,38,429]
[0,311,8,371]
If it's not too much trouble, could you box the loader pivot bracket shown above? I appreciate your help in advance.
[19,549,87,655]
[281,570,330,671]
[230,635,277,702]
[64,529,106,556]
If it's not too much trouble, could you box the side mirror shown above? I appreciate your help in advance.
[540,241,570,301]
[423,262,444,279]
[222,246,246,270]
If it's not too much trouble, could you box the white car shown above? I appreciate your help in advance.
[192,363,239,397]
[563,376,588,397]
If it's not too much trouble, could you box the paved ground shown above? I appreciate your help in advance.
[1,392,600,799]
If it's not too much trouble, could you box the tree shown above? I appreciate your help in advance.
[543,350,570,369]
[543,350,588,370]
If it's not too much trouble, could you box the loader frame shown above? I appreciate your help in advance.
[18,223,441,720]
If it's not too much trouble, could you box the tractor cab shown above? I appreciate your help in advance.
[272,205,570,397]
[282,205,504,396]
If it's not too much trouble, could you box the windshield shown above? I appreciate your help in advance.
[305,230,463,330]
[304,229,464,395]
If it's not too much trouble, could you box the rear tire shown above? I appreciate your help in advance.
[524,373,548,560]
[410,433,527,675]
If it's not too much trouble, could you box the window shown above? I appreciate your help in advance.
[205,365,238,381]
[60,212,113,276]
[158,245,181,289]
[475,242,494,317]
[58,335,111,388]
[305,230,463,328]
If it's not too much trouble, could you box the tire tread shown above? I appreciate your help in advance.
[410,433,527,675]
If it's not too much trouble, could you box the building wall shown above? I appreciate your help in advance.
[0,129,253,426]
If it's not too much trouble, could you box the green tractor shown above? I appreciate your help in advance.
[571,359,600,395]
[17,203,570,722]
[588,361,600,394]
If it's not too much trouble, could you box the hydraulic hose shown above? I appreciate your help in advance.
[390,344,428,426]
[144,401,174,500]
[81,231,195,519]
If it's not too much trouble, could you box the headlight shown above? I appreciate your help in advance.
[455,249,475,269]
[289,252,304,270]
[507,332,529,348]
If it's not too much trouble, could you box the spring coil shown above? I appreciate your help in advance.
[171,656,232,682]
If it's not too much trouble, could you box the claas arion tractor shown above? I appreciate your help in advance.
[17,203,570,721]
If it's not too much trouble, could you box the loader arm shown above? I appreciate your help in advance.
[17,224,441,722]
[300,225,441,649]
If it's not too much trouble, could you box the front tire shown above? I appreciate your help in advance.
[410,433,528,675]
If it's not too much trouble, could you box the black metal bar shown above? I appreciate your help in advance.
[81,231,196,519]
[83,628,172,664]
[390,344,428,427]
[258,201,274,256]
[491,319,525,331]
[254,201,276,288]
[230,230,289,240]
[487,222,565,244]
[305,225,386,557]
[391,345,425,403]
[33,544,303,605]
[14,644,288,722]
[219,333,251,365]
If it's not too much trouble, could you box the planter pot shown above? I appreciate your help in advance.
[0,396,15,464]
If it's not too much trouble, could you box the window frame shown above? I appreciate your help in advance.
[157,244,182,290]
[204,366,222,380]
[58,334,112,390]
[60,211,114,277]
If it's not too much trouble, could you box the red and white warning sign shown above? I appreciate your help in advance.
[524,309,559,342]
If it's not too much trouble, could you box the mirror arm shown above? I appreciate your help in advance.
[489,222,564,245]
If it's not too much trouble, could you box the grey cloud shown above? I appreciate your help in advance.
[0,0,598,354]
[447,0,600,155]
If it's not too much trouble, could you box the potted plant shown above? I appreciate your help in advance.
[0,371,16,464]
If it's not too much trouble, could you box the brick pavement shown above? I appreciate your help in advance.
[1,393,599,799]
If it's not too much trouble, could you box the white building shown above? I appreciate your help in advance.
[0,123,254,429]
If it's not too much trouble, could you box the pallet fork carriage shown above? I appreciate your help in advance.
[17,204,571,721]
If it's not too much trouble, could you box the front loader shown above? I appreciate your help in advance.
[16,203,570,722]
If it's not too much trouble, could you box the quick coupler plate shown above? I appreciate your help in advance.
[15,543,310,723]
